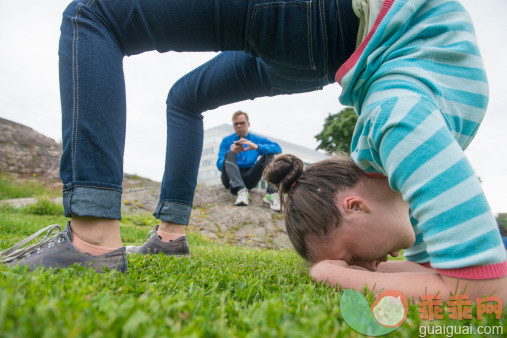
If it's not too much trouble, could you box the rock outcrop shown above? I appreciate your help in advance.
[191,186,290,249]
[0,118,62,180]
[121,177,291,249]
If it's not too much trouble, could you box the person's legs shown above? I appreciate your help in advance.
[58,0,253,245]
[220,165,231,190]
[241,154,276,193]
[54,0,357,258]
[220,150,247,195]
[156,0,359,221]
[59,1,129,247]
[157,52,265,222]
[61,0,357,216]
[241,154,281,210]
[156,40,337,221]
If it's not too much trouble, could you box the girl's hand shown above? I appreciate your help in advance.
[310,260,350,282]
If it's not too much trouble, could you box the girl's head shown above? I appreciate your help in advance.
[263,154,415,270]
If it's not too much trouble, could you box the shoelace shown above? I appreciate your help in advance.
[0,224,63,263]
[147,226,157,239]
[125,226,157,253]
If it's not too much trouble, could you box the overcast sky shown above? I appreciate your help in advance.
[1,0,506,213]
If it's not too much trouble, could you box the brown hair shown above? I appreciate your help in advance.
[263,154,367,262]
[232,110,249,122]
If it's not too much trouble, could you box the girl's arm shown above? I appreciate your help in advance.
[373,260,435,273]
[311,260,507,302]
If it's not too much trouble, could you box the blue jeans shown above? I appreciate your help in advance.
[221,151,277,195]
[59,0,358,224]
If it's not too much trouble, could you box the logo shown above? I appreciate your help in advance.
[340,289,408,336]
[371,290,409,327]
[340,289,503,336]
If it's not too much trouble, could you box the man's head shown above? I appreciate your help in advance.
[232,111,250,138]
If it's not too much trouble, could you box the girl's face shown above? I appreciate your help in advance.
[311,220,412,271]
[308,224,409,271]
[308,177,415,270]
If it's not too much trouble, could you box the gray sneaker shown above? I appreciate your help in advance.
[0,222,127,273]
[126,225,190,256]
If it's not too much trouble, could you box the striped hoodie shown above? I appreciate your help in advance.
[337,0,506,279]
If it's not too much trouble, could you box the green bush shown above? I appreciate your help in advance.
[0,173,60,200]
[497,213,507,236]
[122,213,159,227]
[20,199,64,216]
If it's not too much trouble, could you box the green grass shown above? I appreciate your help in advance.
[0,172,60,200]
[0,205,505,337]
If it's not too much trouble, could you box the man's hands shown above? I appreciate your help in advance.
[230,142,243,154]
[239,138,258,151]
[229,138,258,154]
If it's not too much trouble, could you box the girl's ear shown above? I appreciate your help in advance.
[341,196,370,213]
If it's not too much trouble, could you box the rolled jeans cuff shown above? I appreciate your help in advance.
[153,201,192,225]
[63,184,123,220]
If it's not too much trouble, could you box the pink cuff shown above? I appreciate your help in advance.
[419,261,507,280]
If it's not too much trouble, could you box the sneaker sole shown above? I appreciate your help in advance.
[125,246,191,257]
[127,251,191,257]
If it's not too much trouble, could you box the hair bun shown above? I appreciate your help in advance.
[263,154,304,194]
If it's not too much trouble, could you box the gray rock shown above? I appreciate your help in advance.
[189,186,291,249]
[0,118,62,180]
[120,180,292,250]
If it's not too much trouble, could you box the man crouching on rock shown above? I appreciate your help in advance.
[217,111,281,211]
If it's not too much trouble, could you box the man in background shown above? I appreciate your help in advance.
[217,111,281,211]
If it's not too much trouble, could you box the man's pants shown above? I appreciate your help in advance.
[221,151,276,195]
[58,0,358,224]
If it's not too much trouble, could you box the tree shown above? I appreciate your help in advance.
[497,213,507,237]
[315,107,358,154]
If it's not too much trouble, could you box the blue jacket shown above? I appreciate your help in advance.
[217,133,281,170]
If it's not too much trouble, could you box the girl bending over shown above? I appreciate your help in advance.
[264,155,506,302]
[264,0,506,302]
